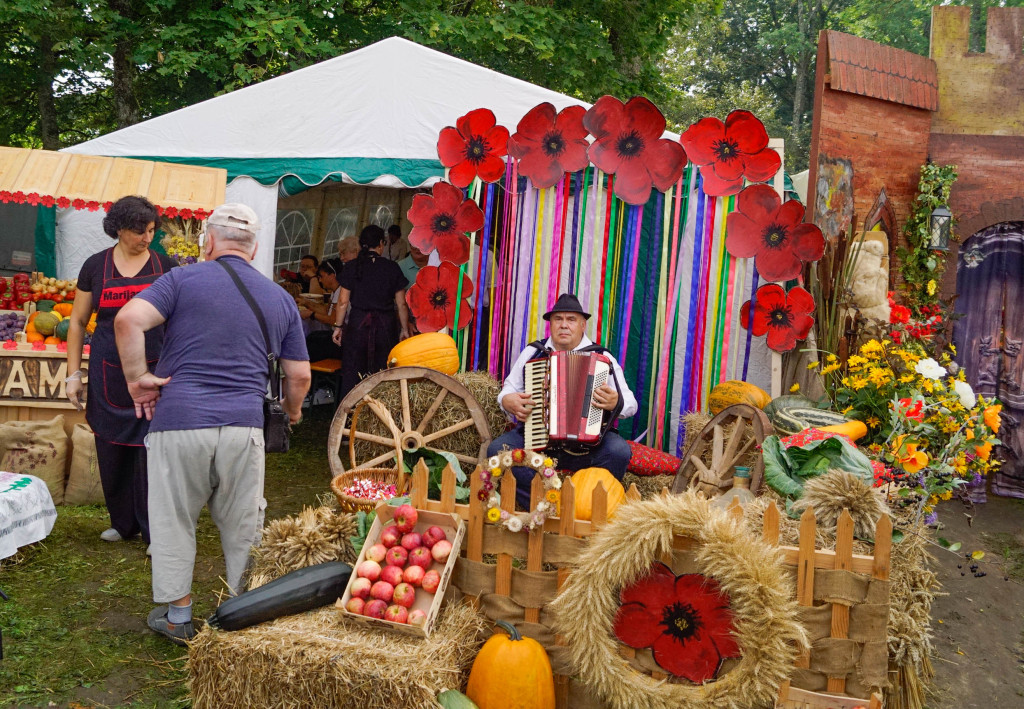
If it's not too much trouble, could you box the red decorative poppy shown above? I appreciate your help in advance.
[896,398,925,422]
[613,562,739,682]
[726,184,824,282]
[437,108,510,188]
[507,103,590,189]
[584,96,686,205]
[740,284,815,353]
[406,261,474,332]
[680,110,781,196]
[407,181,483,265]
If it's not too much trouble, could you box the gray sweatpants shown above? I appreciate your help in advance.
[147,426,266,602]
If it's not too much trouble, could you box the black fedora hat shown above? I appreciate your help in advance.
[543,293,591,321]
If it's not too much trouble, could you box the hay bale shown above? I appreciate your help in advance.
[455,370,509,440]
[623,472,675,499]
[188,601,488,709]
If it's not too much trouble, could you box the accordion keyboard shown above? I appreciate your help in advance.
[523,357,550,450]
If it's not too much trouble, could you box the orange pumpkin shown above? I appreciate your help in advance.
[571,467,626,521]
[43,336,61,345]
[25,322,38,335]
[25,332,44,343]
[387,332,460,374]
[708,380,771,414]
[466,620,555,709]
[52,303,74,317]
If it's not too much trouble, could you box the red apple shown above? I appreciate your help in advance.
[421,525,447,549]
[349,577,372,600]
[393,504,418,534]
[392,582,416,608]
[356,559,382,582]
[401,532,422,551]
[421,569,441,594]
[380,524,401,548]
[408,609,427,628]
[370,580,394,603]
[385,546,408,567]
[403,564,425,587]
[380,564,404,587]
[431,539,453,563]
[385,604,409,624]
[363,599,387,619]
[345,597,365,615]
[365,543,388,563]
[408,546,432,569]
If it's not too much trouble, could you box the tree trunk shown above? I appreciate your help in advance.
[112,39,139,128]
[35,35,60,150]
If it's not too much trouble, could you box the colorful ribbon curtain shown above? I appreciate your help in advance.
[453,164,773,455]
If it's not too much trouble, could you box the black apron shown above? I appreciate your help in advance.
[86,249,167,445]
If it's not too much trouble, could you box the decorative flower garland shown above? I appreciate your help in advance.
[0,190,211,220]
[481,449,562,532]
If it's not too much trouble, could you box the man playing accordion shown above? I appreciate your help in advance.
[489,293,637,507]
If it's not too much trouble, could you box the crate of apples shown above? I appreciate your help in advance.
[337,502,465,637]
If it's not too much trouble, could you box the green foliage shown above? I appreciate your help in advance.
[897,163,958,315]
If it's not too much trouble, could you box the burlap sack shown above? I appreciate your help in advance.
[0,415,68,505]
[64,423,104,506]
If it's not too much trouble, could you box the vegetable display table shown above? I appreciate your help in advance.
[0,344,88,434]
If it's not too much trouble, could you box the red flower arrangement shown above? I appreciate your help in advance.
[584,96,686,205]
[680,110,781,197]
[407,181,484,265]
[406,261,475,332]
[740,284,815,352]
[507,103,590,189]
[613,562,739,682]
[896,397,925,422]
[726,184,824,282]
[437,108,510,188]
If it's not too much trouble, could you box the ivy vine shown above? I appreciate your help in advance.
[897,162,958,315]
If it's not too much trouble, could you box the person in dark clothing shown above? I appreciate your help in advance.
[303,258,345,361]
[331,225,410,400]
[65,195,177,545]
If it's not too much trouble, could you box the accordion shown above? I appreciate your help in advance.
[523,350,616,451]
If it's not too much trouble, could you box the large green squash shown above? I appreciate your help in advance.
[438,689,479,709]
[763,395,850,435]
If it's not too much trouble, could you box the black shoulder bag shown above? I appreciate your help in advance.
[218,259,291,453]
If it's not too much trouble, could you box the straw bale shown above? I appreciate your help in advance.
[188,601,488,709]
[682,411,711,447]
[623,472,674,499]
[454,370,509,439]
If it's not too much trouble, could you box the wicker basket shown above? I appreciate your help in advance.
[330,468,405,513]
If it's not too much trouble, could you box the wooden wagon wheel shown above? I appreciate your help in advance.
[327,366,492,477]
[670,404,774,498]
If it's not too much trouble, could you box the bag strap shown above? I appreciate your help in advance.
[217,258,281,400]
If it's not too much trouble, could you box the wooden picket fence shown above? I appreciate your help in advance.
[399,459,891,707]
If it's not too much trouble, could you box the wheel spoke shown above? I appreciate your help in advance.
[725,437,757,470]
[712,425,724,468]
[721,420,746,471]
[453,452,479,465]
[400,378,412,433]
[422,417,475,443]
[416,389,449,434]
[351,430,396,446]
[361,450,399,469]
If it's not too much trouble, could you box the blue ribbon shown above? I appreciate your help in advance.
[472,182,496,371]
[680,173,706,421]
[742,270,759,380]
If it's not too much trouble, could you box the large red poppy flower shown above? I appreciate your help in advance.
[437,108,510,188]
[680,110,781,197]
[507,103,590,189]
[584,96,686,205]
[726,184,824,282]
[406,261,475,332]
[740,284,815,353]
[613,562,739,682]
[407,181,484,265]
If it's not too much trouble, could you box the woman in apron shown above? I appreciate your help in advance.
[65,196,177,544]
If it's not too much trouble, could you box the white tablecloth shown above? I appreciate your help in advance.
[0,471,57,559]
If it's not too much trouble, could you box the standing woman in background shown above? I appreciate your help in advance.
[65,195,177,544]
[331,225,410,401]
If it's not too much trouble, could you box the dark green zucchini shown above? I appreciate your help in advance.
[207,561,351,631]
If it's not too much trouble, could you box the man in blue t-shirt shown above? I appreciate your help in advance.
[114,203,311,646]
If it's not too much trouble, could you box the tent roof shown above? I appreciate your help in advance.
[64,37,608,188]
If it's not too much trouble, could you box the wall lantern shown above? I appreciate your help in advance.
[929,205,952,251]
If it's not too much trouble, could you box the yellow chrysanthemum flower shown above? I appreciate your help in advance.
[927,279,937,296]
[821,363,841,375]
[486,507,501,523]
[827,353,838,363]
[491,467,503,479]
[790,383,800,393]
[807,361,820,370]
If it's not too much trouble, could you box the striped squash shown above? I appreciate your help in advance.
[764,395,851,435]
[387,333,460,374]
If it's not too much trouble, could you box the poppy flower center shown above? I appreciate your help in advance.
[542,131,565,157]
[659,601,701,643]
[769,307,791,326]
[761,223,789,248]
[713,138,740,161]
[430,287,450,309]
[616,130,645,158]
[432,213,455,234]
[465,136,487,163]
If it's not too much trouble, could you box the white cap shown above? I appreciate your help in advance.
[207,203,260,234]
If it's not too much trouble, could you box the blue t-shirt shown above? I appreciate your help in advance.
[136,255,308,433]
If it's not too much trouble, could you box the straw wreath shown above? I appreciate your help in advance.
[549,490,807,709]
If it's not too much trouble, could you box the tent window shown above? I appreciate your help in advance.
[323,207,359,261]
[367,203,396,230]
[275,208,314,273]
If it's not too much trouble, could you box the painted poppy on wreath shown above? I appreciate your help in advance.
[406,261,475,332]
[613,562,739,682]
[740,284,815,353]
[507,103,590,189]
[406,181,484,265]
[437,108,510,188]
[726,184,824,282]
[583,96,686,206]
[895,397,925,422]
[680,110,781,197]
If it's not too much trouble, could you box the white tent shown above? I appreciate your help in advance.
[59,37,597,278]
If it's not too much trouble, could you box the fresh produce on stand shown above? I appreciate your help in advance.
[465,620,555,709]
[0,312,26,341]
[708,379,771,414]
